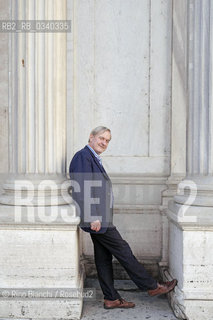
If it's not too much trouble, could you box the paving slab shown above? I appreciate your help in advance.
[81,279,177,320]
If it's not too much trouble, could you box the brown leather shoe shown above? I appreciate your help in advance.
[104,298,135,309]
[148,279,177,297]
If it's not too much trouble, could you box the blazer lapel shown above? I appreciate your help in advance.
[85,146,110,180]
[94,157,110,180]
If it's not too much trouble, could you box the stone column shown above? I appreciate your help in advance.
[159,0,188,268]
[0,1,83,319]
[166,1,213,319]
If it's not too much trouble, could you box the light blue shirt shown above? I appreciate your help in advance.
[86,145,102,166]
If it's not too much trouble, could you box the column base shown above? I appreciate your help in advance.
[160,267,213,320]
[0,275,84,320]
[166,200,213,320]
[0,203,84,320]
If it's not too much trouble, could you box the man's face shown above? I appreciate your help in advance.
[89,130,111,155]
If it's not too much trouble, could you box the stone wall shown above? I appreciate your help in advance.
[66,0,173,277]
[0,0,173,279]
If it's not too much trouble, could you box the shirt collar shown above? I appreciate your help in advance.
[86,145,102,164]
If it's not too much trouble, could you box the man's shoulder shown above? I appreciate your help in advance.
[69,146,94,173]
[72,146,92,161]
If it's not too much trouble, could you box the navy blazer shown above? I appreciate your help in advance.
[69,146,113,233]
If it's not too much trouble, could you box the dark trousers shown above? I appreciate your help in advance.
[90,226,158,300]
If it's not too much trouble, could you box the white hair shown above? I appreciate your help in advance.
[88,126,111,142]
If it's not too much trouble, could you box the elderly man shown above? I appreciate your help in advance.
[69,126,177,309]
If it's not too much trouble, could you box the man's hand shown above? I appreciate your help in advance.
[90,220,101,232]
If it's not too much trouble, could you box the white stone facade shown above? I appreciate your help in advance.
[0,0,212,319]
[165,1,213,319]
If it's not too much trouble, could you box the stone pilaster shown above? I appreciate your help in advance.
[159,0,188,268]
[166,1,213,319]
[0,1,83,319]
